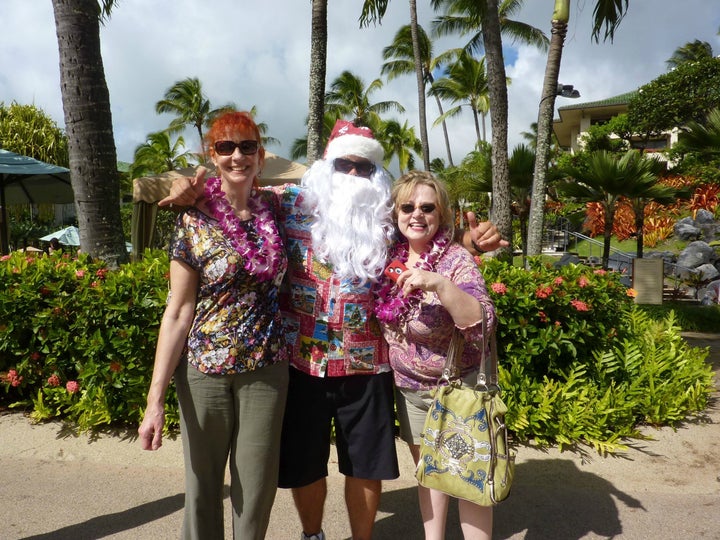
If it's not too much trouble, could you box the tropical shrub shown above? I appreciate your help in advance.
[481,258,715,453]
[1,253,715,455]
[0,250,175,431]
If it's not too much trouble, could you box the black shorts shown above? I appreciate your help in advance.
[278,367,400,488]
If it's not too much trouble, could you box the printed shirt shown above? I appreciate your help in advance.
[170,197,289,375]
[272,184,390,378]
[379,242,496,391]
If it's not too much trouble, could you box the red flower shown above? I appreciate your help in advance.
[535,285,553,299]
[5,369,23,387]
[538,311,548,323]
[577,276,589,288]
[109,362,122,374]
[47,374,61,387]
[553,277,564,286]
[96,268,108,279]
[30,351,42,362]
[593,269,607,275]
[66,380,80,394]
[491,282,508,295]
[570,299,589,312]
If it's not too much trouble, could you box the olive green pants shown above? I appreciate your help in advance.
[175,361,288,540]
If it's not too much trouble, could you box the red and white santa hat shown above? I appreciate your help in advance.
[323,119,384,164]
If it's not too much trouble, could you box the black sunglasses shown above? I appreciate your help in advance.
[214,140,259,156]
[399,203,437,215]
[333,157,376,178]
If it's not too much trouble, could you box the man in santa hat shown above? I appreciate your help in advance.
[161,119,506,540]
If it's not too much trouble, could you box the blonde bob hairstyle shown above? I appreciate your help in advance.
[391,170,455,237]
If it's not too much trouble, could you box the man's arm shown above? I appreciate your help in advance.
[158,166,208,207]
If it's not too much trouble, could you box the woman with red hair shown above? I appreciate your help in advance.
[138,111,289,539]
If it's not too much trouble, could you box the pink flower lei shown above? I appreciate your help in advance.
[204,176,284,282]
[374,227,452,324]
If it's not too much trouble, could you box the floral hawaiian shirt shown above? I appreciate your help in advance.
[272,185,390,378]
[170,200,289,375]
[379,243,495,391]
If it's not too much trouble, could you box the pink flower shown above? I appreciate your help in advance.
[570,299,589,312]
[626,288,637,298]
[538,311,548,323]
[593,269,607,275]
[66,380,80,394]
[0,255,10,261]
[535,285,553,299]
[577,276,589,288]
[47,374,61,387]
[491,282,508,295]
[553,277,564,286]
[30,351,42,362]
[75,270,85,278]
[96,268,108,279]
[5,369,23,387]
[90,281,99,288]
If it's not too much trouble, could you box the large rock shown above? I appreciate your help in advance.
[676,241,716,278]
[673,217,701,241]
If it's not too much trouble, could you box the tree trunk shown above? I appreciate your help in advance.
[409,0,430,170]
[52,0,128,267]
[634,204,645,259]
[433,92,454,167]
[481,0,512,255]
[603,210,613,270]
[526,1,569,258]
[306,0,328,165]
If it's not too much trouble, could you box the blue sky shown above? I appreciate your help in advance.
[1,1,719,174]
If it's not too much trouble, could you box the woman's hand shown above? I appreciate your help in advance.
[397,268,446,296]
[138,401,165,451]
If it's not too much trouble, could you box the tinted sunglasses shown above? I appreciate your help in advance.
[399,203,437,215]
[333,157,376,178]
[214,140,259,156]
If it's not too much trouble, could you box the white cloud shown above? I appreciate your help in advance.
[1,0,718,171]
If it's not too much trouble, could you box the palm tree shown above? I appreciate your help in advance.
[51,0,128,266]
[290,112,340,162]
[526,0,631,258]
[362,0,430,169]
[307,0,328,164]
[431,0,548,55]
[679,108,720,157]
[378,119,423,173]
[666,39,714,69]
[429,51,491,144]
[128,132,194,179]
[381,24,458,167]
[324,71,405,130]
[557,150,667,268]
[155,77,234,162]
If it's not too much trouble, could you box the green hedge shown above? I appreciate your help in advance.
[0,251,715,454]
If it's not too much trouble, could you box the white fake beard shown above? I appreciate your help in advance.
[301,162,394,284]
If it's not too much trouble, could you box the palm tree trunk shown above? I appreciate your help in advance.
[52,0,128,267]
[482,0,512,254]
[409,0,431,170]
[603,210,613,270]
[634,204,645,259]
[433,92,454,167]
[306,0,328,165]
[527,1,569,258]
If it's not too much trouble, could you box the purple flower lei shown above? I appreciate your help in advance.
[204,176,284,282]
[374,227,452,324]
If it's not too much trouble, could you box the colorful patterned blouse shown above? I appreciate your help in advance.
[170,196,289,375]
[379,242,495,391]
[273,185,390,378]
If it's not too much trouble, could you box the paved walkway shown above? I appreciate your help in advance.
[1,333,718,539]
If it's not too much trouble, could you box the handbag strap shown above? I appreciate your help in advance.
[439,307,499,389]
